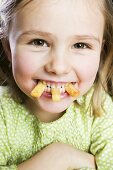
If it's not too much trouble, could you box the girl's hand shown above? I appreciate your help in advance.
[18,143,96,170]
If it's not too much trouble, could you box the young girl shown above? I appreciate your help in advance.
[0,0,113,169]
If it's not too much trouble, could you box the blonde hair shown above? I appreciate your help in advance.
[93,0,113,115]
[0,0,113,116]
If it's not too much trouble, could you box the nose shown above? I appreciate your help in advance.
[44,49,71,75]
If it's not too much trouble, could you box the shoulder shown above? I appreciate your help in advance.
[0,87,37,165]
[0,86,9,97]
[0,86,13,109]
[80,86,112,114]
[0,85,37,136]
[0,86,28,118]
[0,86,36,121]
[0,86,16,109]
[0,86,20,119]
[91,91,113,142]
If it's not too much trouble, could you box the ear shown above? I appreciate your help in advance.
[1,38,12,62]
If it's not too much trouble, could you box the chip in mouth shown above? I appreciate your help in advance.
[65,83,80,97]
[31,81,80,101]
[31,81,46,98]
[51,88,60,101]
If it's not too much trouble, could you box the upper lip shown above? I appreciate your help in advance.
[36,79,76,84]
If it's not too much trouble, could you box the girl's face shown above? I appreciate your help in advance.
[8,0,104,121]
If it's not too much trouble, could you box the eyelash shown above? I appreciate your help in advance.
[72,42,91,49]
[28,39,49,47]
[28,39,91,50]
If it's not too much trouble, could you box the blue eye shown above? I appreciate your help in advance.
[73,43,90,49]
[28,39,49,47]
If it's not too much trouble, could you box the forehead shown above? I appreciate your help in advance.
[17,0,104,19]
[16,0,104,18]
[10,0,105,40]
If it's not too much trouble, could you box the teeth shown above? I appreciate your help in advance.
[42,81,77,94]
[47,83,51,88]
[51,84,55,88]
[57,86,62,93]
[43,81,66,93]
[62,86,65,93]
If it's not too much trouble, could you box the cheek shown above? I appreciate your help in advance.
[11,51,40,93]
[11,49,49,92]
[12,55,34,79]
[73,53,100,95]
[73,54,100,82]
[11,50,44,78]
[11,52,39,93]
[80,62,99,81]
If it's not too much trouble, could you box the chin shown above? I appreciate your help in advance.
[36,96,73,114]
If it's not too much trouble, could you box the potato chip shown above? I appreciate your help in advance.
[65,83,79,97]
[31,81,46,98]
[51,88,60,101]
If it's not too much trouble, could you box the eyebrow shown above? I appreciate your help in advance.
[74,35,100,43]
[18,30,100,43]
[18,30,53,39]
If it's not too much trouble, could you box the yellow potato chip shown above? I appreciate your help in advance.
[51,88,60,101]
[65,83,79,97]
[31,81,46,98]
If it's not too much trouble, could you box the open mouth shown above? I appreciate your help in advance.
[31,80,80,101]
[42,81,76,93]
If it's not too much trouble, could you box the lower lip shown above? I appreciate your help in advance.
[41,91,69,99]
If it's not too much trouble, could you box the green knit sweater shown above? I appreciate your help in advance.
[0,86,113,170]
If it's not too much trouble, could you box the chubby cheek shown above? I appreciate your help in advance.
[11,53,37,93]
[13,61,33,94]
[79,62,99,81]
[74,54,100,94]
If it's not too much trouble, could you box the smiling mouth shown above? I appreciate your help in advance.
[43,81,75,93]
[31,80,80,101]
